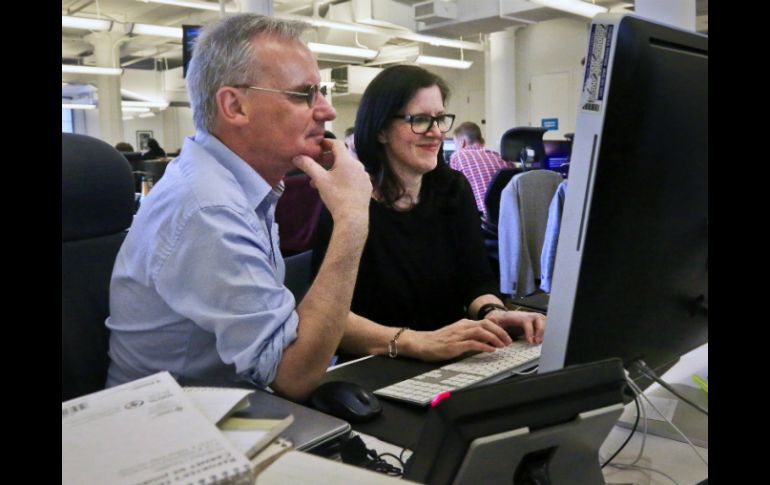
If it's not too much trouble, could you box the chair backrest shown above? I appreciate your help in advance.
[284,249,313,303]
[500,127,548,169]
[484,167,523,226]
[275,173,322,257]
[142,159,169,184]
[62,133,136,402]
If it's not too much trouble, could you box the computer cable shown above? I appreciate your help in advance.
[622,378,650,467]
[600,379,641,469]
[370,451,407,476]
[633,360,708,416]
[338,433,405,477]
[604,379,683,484]
[609,463,680,485]
[631,381,708,467]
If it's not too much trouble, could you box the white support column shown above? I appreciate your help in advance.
[634,0,696,32]
[85,31,127,145]
[484,28,518,153]
[240,0,273,16]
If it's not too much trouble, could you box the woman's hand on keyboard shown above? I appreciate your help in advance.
[401,319,514,362]
[485,310,546,344]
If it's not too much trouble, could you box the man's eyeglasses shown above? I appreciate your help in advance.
[392,113,456,135]
[234,84,328,108]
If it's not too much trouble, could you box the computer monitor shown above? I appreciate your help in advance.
[404,358,627,485]
[441,138,456,163]
[543,139,573,171]
[538,13,708,382]
[182,25,202,78]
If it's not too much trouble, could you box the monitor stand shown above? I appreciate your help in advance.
[617,384,708,449]
[452,403,624,485]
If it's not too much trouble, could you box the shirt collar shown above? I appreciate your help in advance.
[192,130,282,212]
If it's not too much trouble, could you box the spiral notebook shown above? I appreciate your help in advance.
[62,372,253,485]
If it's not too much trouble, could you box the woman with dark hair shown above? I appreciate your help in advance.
[313,65,545,362]
[141,138,166,160]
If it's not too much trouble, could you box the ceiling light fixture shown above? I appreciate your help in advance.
[122,107,151,113]
[138,112,157,118]
[121,89,166,104]
[308,42,378,60]
[415,55,473,69]
[281,14,484,52]
[122,100,170,109]
[62,15,111,31]
[62,65,123,76]
[62,13,483,53]
[137,0,238,12]
[62,103,96,110]
[529,0,608,18]
[128,23,183,39]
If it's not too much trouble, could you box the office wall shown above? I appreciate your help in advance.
[514,17,590,139]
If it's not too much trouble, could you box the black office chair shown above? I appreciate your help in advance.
[62,133,136,402]
[142,159,169,184]
[284,249,313,303]
[484,168,523,228]
[481,168,523,277]
[500,127,548,171]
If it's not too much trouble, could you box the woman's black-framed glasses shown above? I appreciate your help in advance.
[392,113,456,135]
[234,84,328,108]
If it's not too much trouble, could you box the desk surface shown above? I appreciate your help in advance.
[324,344,708,484]
[601,425,707,485]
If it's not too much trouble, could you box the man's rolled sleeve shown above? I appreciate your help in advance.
[154,205,299,388]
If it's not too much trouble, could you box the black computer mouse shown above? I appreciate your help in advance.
[309,381,383,422]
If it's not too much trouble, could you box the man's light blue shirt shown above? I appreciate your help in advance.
[106,130,299,388]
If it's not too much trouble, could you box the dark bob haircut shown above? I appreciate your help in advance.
[354,65,451,207]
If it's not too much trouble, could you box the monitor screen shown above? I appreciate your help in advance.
[543,139,573,170]
[538,14,708,381]
[182,25,202,78]
[441,138,456,163]
[404,358,627,485]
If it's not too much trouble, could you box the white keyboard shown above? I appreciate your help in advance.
[374,340,542,406]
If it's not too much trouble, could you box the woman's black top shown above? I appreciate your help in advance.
[311,167,499,331]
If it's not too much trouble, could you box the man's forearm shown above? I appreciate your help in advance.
[271,216,368,400]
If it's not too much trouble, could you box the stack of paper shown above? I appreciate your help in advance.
[62,372,253,485]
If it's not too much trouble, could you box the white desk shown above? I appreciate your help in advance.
[601,426,707,485]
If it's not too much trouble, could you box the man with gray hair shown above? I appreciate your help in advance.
[106,14,372,401]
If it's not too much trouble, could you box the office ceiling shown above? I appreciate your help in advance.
[62,0,707,97]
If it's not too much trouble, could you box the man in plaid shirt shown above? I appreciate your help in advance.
[449,122,517,220]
